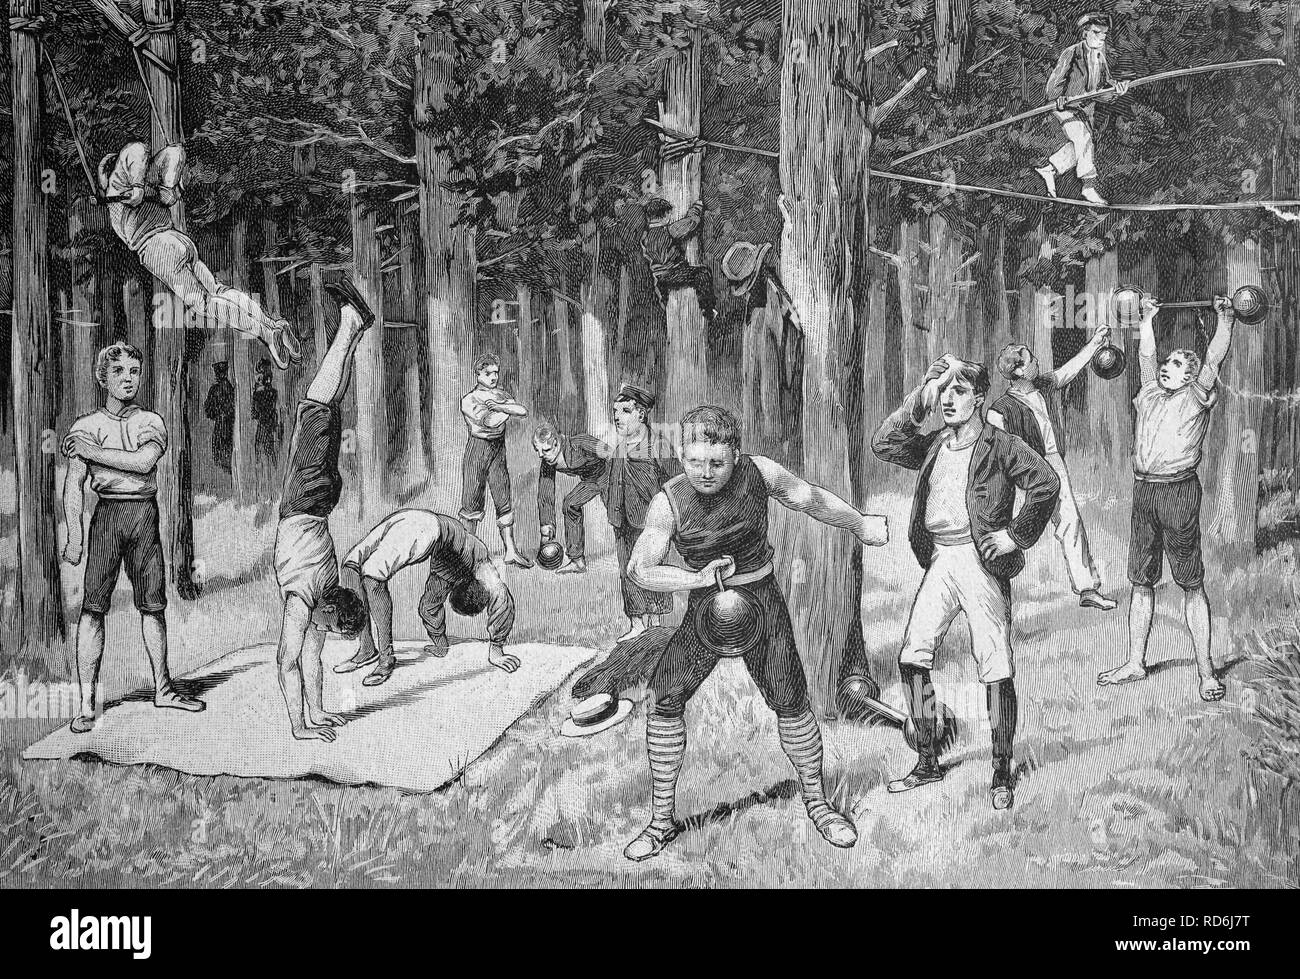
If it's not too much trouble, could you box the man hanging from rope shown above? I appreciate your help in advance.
[98,142,303,370]
[1034,12,1129,207]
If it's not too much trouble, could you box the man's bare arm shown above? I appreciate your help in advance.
[1051,326,1109,388]
[62,457,89,563]
[1201,300,1235,383]
[627,493,722,592]
[750,455,886,545]
[275,596,316,738]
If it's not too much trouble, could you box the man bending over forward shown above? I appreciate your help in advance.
[334,508,518,686]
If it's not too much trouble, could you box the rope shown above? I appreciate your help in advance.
[870,168,1300,213]
[131,46,173,144]
[41,48,104,202]
[8,15,49,32]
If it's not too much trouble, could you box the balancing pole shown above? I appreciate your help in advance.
[890,58,1286,167]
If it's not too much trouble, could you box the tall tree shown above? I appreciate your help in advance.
[660,30,708,423]
[1084,242,1127,472]
[228,211,255,502]
[8,0,65,651]
[350,196,388,521]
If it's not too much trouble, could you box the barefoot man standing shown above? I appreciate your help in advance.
[1097,294,1236,702]
[62,343,206,732]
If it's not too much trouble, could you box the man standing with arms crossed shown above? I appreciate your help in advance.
[1097,295,1236,702]
[62,342,205,732]
[460,353,532,568]
[988,326,1116,610]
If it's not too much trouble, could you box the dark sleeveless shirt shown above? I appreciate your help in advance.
[664,454,774,573]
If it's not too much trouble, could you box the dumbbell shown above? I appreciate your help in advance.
[837,674,958,752]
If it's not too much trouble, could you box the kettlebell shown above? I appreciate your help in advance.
[693,567,765,658]
[1090,341,1127,380]
[536,539,564,570]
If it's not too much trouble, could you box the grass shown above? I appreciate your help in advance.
[0,457,1298,888]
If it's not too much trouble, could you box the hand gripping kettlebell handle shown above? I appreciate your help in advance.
[714,567,726,591]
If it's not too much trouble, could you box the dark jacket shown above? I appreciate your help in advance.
[602,436,681,530]
[1045,41,1115,122]
[871,389,1060,581]
[537,433,609,527]
[988,379,1065,459]
[642,202,703,276]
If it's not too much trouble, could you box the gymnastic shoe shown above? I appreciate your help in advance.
[265,323,302,371]
[1081,186,1109,206]
[623,821,683,862]
[276,319,304,364]
[887,758,944,793]
[1034,164,1058,199]
[324,275,376,328]
[806,801,857,848]
[1079,588,1117,611]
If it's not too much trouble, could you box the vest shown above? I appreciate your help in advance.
[664,454,774,573]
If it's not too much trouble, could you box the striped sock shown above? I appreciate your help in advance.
[777,708,827,808]
[646,713,686,832]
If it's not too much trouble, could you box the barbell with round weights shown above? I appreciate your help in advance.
[836,674,959,753]
[1112,283,1272,328]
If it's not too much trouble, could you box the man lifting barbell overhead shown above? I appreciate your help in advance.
[622,406,888,862]
[1034,12,1130,206]
[1097,293,1237,703]
[873,356,1060,811]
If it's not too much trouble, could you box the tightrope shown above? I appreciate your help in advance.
[870,169,1300,213]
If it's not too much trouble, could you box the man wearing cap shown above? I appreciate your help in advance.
[459,352,533,568]
[641,198,717,322]
[622,405,889,861]
[533,425,609,575]
[1034,12,1129,206]
[333,508,519,686]
[604,382,679,643]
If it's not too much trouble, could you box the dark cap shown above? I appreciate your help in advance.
[1077,11,1111,30]
[212,360,229,371]
[615,381,655,409]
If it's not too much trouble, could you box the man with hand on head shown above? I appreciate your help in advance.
[333,508,519,686]
[460,353,532,568]
[873,355,1059,811]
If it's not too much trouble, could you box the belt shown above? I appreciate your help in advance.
[1134,468,1197,484]
[695,560,773,589]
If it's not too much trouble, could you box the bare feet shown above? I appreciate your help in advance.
[617,618,648,644]
[309,711,347,728]
[1096,662,1148,687]
[1199,674,1226,702]
[489,645,521,673]
[504,552,534,569]
[292,724,337,743]
[70,715,97,735]
[423,638,450,658]
[556,558,588,575]
[155,689,206,712]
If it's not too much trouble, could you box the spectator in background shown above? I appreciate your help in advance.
[252,358,282,472]
[203,361,235,475]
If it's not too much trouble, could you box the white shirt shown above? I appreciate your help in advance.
[343,509,444,581]
[68,405,168,498]
[460,386,514,439]
[925,436,975,542]
[1007,386,1059,455]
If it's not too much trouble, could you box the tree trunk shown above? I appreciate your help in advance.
[552,290,579,428]
[397,212,429,487]
[580,0,613,436]
[778,0,869,713]
[515,281,535,414]
[142,0,201,599]
[1084,246,1126,471]
[309,263,332,368]
[8,0,66,651]
[611,261,631,393]
[350,198,388,522]
[1208,237,1265,552]
[935,0,970,97]
[228,212,255,502]
[67,202,102,417]
[660,30,708,423]
[416,28,475,488]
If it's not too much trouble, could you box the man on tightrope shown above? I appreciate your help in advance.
[1034,12,1129,206]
